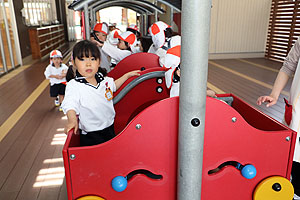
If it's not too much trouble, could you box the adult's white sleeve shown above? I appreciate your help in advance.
[61,81,80,115]
[101,42,131,63]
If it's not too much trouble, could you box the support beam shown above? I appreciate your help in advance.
[84,4,90,40]
[177,0,212,199]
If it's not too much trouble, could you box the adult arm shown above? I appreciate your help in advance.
[257,71,289,107]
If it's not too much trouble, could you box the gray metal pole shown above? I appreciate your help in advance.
[84,4,90,40]
[170,7,173,25]
[154,0,158,21]
[178,0,212,199]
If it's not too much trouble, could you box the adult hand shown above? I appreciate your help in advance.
[256,95,278,107]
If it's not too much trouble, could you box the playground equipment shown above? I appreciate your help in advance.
[62,53,296,199]
[63,93,296,200]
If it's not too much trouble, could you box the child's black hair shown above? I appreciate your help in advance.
[72,40,107,76]
[126,28,141,38]
[66,65,75,82]
[164,28,179,40]
[140,36,153,52]
[73,40,101,61]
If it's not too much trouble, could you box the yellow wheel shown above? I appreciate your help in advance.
[253,176,294,200]
[77,196,105,200]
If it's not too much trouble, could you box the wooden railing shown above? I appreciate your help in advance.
[266,0,300,62]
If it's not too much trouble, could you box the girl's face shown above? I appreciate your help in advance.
[52,57,62,67]
[117,39,127,50]
[73,56,100,81]
[95,32,107,42]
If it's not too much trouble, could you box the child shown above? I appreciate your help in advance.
[99,31,137,64]
[127,24,141,39]
[127,24,142,53]
[107,28,122,68]
[139,36,153,52]
[91,22,111,72]
[148,21,176,57]
[61,40,140,146]
[44,50,68,111]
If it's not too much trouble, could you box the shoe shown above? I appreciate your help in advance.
[294,193,300,200]
[55,98,60,107]
[59,106,63,112]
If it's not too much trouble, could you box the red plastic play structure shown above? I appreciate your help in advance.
[62,53,296,200]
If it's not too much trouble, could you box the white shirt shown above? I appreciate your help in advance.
[44,63,68,86]
[61,73,116,133]
[102,41,131,64]
[99,47,111,72]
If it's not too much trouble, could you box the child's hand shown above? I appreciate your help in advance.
[176,69,180,77]
[65,110,78,134]
[206,89,217,97]
[91,39,103,47]
[57,75,64,79]
[126,70,141,78]
[115,70,141,90]
[64,120,78,135]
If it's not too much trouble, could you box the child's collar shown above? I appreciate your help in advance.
[52,63,62,68]
[75,71,104,85]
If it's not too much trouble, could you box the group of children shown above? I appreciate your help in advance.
[44,21,216,148]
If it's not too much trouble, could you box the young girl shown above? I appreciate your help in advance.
[100,31,137,64]
[44,50,68,111]
[61,40,140,146]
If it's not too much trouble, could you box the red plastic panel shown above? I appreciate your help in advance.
[202,96,296,200]
[108,53,160,80]
[63,95,296,200]
[113,67,169,134]
[67,98,179,200]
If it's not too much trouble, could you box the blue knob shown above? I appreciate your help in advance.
[241,164,257,179]
[111,176,128,192]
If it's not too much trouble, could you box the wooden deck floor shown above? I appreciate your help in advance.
[0,51,291,199]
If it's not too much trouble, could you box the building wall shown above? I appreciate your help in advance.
[209,0,272,59]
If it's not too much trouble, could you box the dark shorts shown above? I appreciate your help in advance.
[50,83,66,97]
[80,124,116,146]
[292,161,300,196]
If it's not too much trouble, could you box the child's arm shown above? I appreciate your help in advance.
[65,110,78,134]
[115,70,140,90]
[48,74,62,79]
[102,42,131,62]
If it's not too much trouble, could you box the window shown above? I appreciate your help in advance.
[23,0,57,26]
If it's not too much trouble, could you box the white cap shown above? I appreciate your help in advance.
[159,35,181,69]
[117,31,137,47]
[149,21,171,48]
[50,50,63,58]
[108,29,122,45]
[93,23,109,35]
[128,24,139,31]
